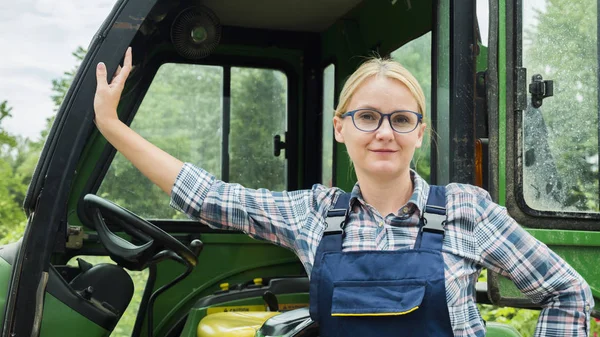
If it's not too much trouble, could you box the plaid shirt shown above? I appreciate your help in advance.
[170,163,593,337]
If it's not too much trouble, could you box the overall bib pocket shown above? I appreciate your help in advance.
[326,281,428,336]
[331,281,426,316]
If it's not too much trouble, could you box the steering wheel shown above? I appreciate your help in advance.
[83,194,197,270]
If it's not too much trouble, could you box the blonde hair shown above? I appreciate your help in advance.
[334,58,426,118]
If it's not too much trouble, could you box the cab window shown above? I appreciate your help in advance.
[521,0,598,213]
[98,64,288,218]
[391,32,432,181]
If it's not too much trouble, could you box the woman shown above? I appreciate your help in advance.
[94,48,593,336]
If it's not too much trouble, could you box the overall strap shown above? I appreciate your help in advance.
[415,185,447,251]
[309,193,350,320]
[325,192,351,234]
[318,192,351,253]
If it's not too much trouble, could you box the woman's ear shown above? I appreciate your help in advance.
[333,116,345,143]
[415,123,427,148]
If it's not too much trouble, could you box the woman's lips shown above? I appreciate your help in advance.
[370,149,397,153]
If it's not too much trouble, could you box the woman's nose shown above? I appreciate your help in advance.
[375,117,394,140]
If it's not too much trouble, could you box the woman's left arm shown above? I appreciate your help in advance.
[473,192,594,337]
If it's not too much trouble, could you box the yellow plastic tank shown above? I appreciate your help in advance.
[197,311,280,337]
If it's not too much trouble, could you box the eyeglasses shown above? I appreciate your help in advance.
[341,109,423,133]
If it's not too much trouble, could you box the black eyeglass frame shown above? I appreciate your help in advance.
[340,109,423,133]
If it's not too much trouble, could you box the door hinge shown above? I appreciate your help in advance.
[529,74,554,108]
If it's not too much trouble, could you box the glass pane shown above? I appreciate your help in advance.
[229,67,287,191]
[391,32,432,181]
[322,64,335,187]
[522,0,598,212]
[98,64,223,219]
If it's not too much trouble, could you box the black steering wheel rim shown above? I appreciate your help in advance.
[83,194,197,269]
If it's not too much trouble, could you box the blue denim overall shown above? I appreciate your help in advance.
[309,186,453,337]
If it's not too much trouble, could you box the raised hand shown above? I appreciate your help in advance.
[94,47,132,131]
[90,47,183,195]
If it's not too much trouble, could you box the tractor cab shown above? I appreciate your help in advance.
[1,0,599,337]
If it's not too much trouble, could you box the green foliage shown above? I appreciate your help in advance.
[0,46,86,245]
[0,101,17,149]
[0,101,28,244]
[476,271,540,337]
[479,305,539,337]
[591,318,600,335]
[0,160,27,243]
[476,270,600,337]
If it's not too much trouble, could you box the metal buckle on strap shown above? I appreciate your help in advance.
[421,213,446,234]
[325,208,348,234]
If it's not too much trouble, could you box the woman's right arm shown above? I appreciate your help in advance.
[94,47,183,195]
[170,163,337,250]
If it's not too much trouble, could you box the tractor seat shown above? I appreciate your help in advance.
[197,311,280,337]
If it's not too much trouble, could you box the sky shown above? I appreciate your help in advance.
[0,0,117,140]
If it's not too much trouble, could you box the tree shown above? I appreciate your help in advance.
[0,101,28,243]
[0,48,89,245]
[0,101,17,149]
